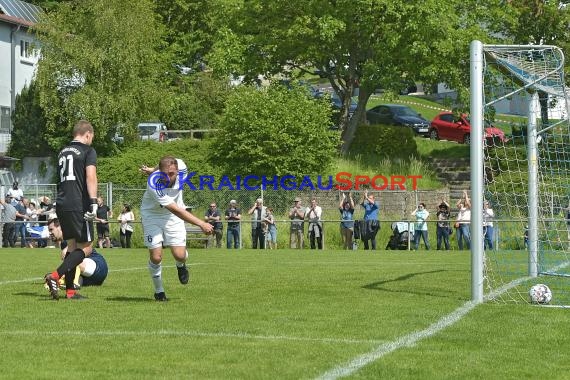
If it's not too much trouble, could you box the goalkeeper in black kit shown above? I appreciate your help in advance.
[44,120,99,300]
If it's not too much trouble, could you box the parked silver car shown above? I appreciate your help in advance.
[138,122,168,142]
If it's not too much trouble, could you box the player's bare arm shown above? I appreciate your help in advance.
[165,203,213,234]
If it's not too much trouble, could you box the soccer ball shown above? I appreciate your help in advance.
[529,284,552,304]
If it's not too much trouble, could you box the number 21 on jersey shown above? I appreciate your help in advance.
[59,155,77,182]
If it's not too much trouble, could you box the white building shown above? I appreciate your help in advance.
[0,0,42,154]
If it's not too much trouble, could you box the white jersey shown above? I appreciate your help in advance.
[140,159,188,220]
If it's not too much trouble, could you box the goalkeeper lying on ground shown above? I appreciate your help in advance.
[46,218,108,289]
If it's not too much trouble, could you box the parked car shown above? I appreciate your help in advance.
[365,104,430,136]
[138,122,168,142]
[429,112,507,145]
[330,94,358,118]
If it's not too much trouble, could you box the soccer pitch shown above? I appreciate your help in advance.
[0,248,568,379]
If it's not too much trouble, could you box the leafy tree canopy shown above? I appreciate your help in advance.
[33,0,174,155]
[208,0,490,152]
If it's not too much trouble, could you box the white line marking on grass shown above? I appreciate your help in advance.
[0,264,207,286]
[0,329,383,345]
[316,274,534,380]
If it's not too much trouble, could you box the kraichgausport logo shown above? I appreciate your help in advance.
[148,171,422,191]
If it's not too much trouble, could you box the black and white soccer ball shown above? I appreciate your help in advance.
[529,284,552,304]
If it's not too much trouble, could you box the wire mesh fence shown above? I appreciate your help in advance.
[0,182,534,251]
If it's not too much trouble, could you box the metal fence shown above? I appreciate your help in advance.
[4,183,459,249]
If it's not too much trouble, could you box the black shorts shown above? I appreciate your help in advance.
[56,208,95,243]
[97,223,110,238]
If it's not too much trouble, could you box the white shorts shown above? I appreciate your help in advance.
[142,216,186,249]
[82,258,96,277]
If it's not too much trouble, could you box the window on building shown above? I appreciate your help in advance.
[20,40,35,59]
[0,107,11,134]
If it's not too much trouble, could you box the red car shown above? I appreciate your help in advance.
[429,111,507,145]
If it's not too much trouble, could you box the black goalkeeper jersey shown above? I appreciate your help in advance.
[56,140,97,211]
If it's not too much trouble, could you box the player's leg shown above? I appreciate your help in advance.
[45,211,92,299]
[163,218,189,285]
[143,220,168,301]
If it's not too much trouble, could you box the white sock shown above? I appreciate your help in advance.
[148,261,164,293]
[175,250,188,268]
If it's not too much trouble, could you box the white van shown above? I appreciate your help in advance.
[138,122,168,142]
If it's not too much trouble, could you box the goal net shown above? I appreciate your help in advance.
[474,43,570,307]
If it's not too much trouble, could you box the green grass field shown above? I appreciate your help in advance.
[1,248,568,379]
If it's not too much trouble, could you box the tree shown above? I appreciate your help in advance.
[33,0,173,155]
[209,0,489,153]
[210,84,336,177]
[8,81,52,158]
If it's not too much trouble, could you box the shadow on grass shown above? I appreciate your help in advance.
[106,296,154,302]
[362,269,466,299]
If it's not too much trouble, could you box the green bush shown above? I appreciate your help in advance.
[350,124,418,161]
[98,139,220,187]
[210,84,337,177]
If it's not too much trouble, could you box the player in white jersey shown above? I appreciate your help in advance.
[140,156,213,301]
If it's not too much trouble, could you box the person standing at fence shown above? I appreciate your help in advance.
[339,193,355,250]
[248,198,266,249]
[436,200,451,250]
[483,200,495,250]
[455,190,471,250]
[95,197,112,248]
[44,120,98,300]
[305,198,323,249]
[140,156,213,301]
[118,203,135,248]
[225,200,241,249]
[264,207,277,249]
[6,181,23,202]
[205,202,223,248]
[15,197,29,248]
[289,197,305,249]
[37,196,53,248]
[412,202,430,250]
[360,190,380,250]
[1,195,17,247]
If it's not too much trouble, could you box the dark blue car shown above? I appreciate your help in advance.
[366,104,430,136]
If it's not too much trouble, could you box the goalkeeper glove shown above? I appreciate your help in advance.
[84,199,98,221]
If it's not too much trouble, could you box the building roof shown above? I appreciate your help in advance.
[0,0,42,26]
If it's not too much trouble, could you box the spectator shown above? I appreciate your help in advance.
[289,197,305,249]
[117,203,135,248]
[264,207,277,249]
[36,196,53,248]
[25,200,39,248]
[360,190,380,250]
[6,181,23,201]
[412,202,430,250]
[225,200,241,249]
[305,198,323,249]
[14,197,29,248]
[1,195,17,247]
[248,198,266,249]
[205,202,223,248]
[435,200,451,250]
[523,225,529,249]
[95,197,112,248]
[483,200,495,250]
[455,190,471,250]
[339,193,355,250]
